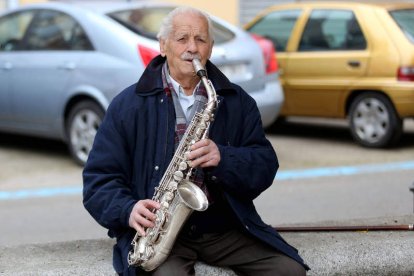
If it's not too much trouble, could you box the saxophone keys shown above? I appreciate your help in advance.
[195,128,203,136]
[159,212,169,230]
[184,151,191,160]
[149,231,161,245]
[199,122,207,129]
[164,191,174,201]
[169,181,178,190]
[179,161,187,171]
[137,237,148,255]
[161,201,169,209]
[155,211,165,225]
[173,171,184,181]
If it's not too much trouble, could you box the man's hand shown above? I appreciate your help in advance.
[128,199,160,236]
[187,139,221,168]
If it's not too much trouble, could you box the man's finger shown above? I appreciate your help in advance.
[136,216,155,228]
[141,199,161,209]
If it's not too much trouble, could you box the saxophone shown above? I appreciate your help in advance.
[127,59,218,271]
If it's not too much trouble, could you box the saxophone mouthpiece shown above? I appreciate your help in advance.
[192,59,207,77]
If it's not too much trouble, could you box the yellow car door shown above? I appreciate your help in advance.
[282,8,370,117]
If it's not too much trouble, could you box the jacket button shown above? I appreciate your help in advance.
[160,99,164,103]
[154,166,159,171]
[245,225,249,231]
[211,176,217,181]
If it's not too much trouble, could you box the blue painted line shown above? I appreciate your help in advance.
[1,160,414,201]
[276,160,414,181]
[0,186,82,201]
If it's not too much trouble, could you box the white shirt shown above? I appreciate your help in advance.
[169,76,200,122]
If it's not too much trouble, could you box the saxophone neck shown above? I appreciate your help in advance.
[202,78,217,111]
[192,58,218,113]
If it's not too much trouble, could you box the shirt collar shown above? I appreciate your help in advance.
[167,72,200,97]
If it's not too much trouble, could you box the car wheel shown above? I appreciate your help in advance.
[66,101,104,166]
[349,92,402,148]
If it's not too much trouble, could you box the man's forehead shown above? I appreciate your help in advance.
[172,25,207,36]
[172,13,208,31]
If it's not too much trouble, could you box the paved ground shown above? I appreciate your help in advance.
[0,117,413,247]
[2,215,414,276]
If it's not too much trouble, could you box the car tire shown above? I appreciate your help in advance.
[66,100,104,166]
[349,92,402,148]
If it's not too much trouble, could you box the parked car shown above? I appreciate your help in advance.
[245,1,414,148]
[0,2,283,165]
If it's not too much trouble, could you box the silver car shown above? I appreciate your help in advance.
[0,2,283,165]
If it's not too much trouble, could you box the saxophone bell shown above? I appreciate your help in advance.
[178,180,208,211]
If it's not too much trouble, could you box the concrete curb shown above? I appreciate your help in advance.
[1,216,414,275]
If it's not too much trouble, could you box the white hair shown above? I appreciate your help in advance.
[157,6,214,42]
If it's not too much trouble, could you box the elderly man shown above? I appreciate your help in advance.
[83,6,308,276]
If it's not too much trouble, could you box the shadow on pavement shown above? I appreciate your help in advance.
[0,132,69,157]
[266,117,414,148]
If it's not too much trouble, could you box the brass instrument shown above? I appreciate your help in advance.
[127,59,218,271]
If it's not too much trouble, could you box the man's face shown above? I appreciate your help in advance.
[160,12,213,81]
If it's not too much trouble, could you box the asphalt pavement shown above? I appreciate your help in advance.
[1,117,414,247]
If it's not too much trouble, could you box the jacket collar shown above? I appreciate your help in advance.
[135,55,234,96]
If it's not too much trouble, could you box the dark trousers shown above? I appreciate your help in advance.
[146,229,306,276]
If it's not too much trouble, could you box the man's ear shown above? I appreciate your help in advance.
[159,39,167,57]
[207,40,214,59]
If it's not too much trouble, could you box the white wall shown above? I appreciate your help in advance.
[0,0,19,10]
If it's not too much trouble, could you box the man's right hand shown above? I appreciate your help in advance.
[128,199,160,236]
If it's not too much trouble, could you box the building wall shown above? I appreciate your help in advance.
[165,0,238,25]
[20,0,44,4]
[3,0,414,27]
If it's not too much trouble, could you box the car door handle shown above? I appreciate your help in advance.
[348,60,360,68]
[58,62,76,71]
[1,61,13,70]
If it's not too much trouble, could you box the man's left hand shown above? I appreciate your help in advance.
[187,139,220,168]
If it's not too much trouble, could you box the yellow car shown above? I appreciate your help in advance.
[245,1,414,148]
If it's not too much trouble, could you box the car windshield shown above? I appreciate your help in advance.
[107,7,235,44]
[389,8,414,43]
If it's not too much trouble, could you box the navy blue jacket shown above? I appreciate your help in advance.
[83,56,307,275]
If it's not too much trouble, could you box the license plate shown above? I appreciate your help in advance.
[218,64,250,80]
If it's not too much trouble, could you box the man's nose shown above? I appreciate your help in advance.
[187,38,198,52]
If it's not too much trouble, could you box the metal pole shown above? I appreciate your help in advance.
[274,224,414,232]
[275,182,414,232]
[410,181,414,213]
